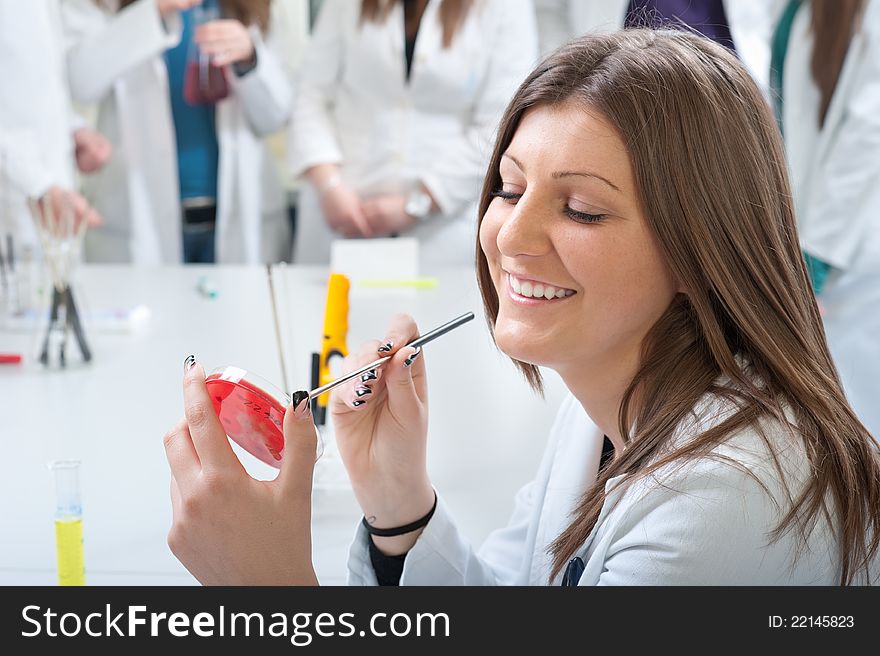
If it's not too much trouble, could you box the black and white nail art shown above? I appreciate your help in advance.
[291,390,310,413]
[404,347,422,367]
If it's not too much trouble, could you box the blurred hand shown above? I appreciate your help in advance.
[157,0,202,17]
[330,314,434,556]
[320,184,373,238]
[163,358,320,586]
[73,128,112,174]
[37,186,102,233]
[195,19,256,68]
[361,194,416,236]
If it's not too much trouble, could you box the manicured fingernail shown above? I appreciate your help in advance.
[361,369,378,382]
[377,341,394,353]
[404,347,422,367]
[183,354,196,372]
[291,390,311,417]
[355,385,372,397]
[352,399,366,407]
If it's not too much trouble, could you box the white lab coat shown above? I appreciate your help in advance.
[537,0,772,93]
[0,0,75,244]
[779,0,880,438]
[61,0,302,265]
[288,0,538,266]
[348,390,874,585]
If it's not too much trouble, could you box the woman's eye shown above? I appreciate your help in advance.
[491,189,522,204]
[564,207,606,224]
[491,187,606,224]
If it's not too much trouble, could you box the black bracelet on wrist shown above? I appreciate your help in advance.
[362,491,438,538]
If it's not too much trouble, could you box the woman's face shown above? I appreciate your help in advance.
[479,102,679,376]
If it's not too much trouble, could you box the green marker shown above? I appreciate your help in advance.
[358,277,439,289]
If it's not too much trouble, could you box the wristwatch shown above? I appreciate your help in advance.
[404,187,434,221]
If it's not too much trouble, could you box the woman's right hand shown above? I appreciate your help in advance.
[306,164,372,238]
[320,184,373,238]
[37,186,103,233]
[330,314,435,555]
[157,0,202,18]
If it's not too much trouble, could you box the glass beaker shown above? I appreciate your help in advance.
[183,5,230,106]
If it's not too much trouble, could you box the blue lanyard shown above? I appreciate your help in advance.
[769,0,804,136]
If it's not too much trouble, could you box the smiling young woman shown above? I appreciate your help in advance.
[474,30,880,584]
[164,29,880,587]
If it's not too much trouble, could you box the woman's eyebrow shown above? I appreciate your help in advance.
[501,153,526,171]
[501,153,620,192]
[552,170,620,192]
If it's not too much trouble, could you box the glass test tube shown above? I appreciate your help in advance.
[50,460,86,586]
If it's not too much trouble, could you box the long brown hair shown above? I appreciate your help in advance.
[360,0,474,48]
[810,0,864,127]
[107,0,271,31]
[475,30,880,584]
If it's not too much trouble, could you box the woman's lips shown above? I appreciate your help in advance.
[505,272,576,303]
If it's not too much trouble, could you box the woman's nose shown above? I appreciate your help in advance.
[496,192,553,258]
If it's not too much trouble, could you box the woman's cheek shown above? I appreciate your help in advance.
[478,206,504,262]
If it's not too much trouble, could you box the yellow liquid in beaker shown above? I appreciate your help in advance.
[55,518,86,586]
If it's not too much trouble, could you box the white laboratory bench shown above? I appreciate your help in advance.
[0,265,566,586]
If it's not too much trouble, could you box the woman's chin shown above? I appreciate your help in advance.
[494,329,550,368]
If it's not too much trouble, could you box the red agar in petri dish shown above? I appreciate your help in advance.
[205,367,289,468]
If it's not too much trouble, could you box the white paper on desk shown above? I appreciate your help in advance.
[329,238,418,283]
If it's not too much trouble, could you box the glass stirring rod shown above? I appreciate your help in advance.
[292,311,475,407]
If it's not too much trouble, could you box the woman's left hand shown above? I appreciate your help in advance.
[361,194,416,236]
[195,19,256,68]
[163,358,320,586]
[73,128,112,174]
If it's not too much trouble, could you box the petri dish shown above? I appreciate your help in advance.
[205,366,291,468]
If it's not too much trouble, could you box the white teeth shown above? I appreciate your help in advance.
[509,274,575,300]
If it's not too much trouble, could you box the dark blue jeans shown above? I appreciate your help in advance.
[182,205,216,263]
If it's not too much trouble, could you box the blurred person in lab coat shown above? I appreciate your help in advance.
[288,0,539,266]
[62,0,307,265]
[770,0,880,438]
[0,0,106,243]
[533,0,772,93]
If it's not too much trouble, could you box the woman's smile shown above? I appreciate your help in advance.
[504,271,577,305]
